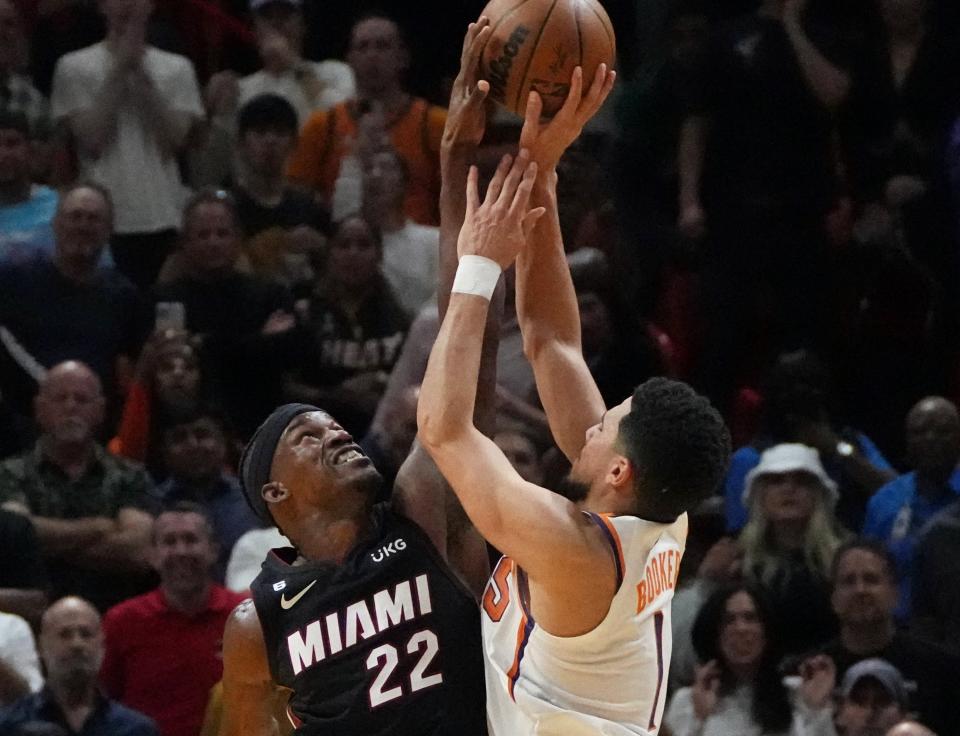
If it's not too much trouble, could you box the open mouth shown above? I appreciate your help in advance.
[329,443,367,466]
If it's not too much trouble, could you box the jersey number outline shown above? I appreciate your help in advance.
[647,611,666,731]
[482,557,513,622]
[366,629,443,708]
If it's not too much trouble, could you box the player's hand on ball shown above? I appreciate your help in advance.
[457,150,545,268]
[519,64,616,171]
[443,17,493,150]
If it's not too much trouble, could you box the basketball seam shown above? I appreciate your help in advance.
[515,0,561,112]
[483,0,538,61]
[584,1,615,52]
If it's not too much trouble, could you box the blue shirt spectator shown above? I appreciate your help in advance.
[0,185,57,263]
[862,396,960,620]
[863,470,960,620]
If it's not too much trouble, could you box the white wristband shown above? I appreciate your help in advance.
[451,255,501,301]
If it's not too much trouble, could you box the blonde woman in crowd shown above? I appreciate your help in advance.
[740,444,849,657]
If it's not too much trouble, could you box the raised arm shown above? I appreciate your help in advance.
[418,155,618,635]
[781,0,850,111]
[391,18,497,596]
[514,66,615,462]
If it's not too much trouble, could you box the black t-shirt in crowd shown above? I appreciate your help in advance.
[822,632,959,734]
[0,259,146,415]
[250,504,486,736]
[233,187,330,239]
[693,13,848,218]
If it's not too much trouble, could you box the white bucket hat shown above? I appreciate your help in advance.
[742,443,839,507]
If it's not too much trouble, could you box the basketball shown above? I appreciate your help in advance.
[479,0,616,118]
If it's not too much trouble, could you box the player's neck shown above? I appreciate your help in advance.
[841,619,895,654]
[295,511,372,564]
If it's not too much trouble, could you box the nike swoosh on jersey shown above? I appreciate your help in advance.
[280,580,317,610]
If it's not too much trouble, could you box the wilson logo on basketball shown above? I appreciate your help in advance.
[487,25,531,102]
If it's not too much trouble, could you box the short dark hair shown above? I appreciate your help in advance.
[831,538,897,583]
[57,180,115,226]
[153,500,216,544]
[159,406,231,447]
[617,377,730,519]
[238,94,298,138]
[182,188,239,231]
[0,109,30,138]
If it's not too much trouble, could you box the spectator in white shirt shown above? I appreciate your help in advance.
[0,612,43,706]
[51,0,204,289]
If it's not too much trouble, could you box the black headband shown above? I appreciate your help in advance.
[240,403,318,524]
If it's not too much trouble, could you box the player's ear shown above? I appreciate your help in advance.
[605,455,634,492]
[262,481,291,505]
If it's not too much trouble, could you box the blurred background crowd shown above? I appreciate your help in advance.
[0,0,959,734]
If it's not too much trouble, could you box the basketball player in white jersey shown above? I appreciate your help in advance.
[418,67,731,735]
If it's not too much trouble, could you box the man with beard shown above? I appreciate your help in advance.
[0,596,157,735]
[0,361,154,612]
[100,504,246,736]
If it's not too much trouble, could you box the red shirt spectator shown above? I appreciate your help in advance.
[100,505,247,736]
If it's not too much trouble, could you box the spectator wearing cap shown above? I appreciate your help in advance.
[724,350,895,534]
[739,443,847,657]
[231,94,329,288]
[912,483,960,655]
[51,0,204,289]
[0,0,49,136]
[196,0,354,188]
[823,539,957,734]
[863,397,960,619]
[834,659,912,736]
[148,409,260,582]
[288,14,446,225]
[100,505,246,736]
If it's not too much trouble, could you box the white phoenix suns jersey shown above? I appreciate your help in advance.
[482,512,688,736]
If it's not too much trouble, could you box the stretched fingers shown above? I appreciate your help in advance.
[519,90,544,150]
[460,17,490,71]
[484,154,514,206]
[497,149,531,210]
[465,165,481,215]
[508,157,538,221]
[556,66,584,121]
[580,64,615,118]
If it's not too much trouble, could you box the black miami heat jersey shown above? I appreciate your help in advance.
[250,504,486,735]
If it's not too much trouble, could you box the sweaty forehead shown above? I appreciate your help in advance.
[284,410,334,435]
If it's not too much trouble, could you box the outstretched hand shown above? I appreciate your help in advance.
[457,150,545,269]
[519,64,616,172]
[443,17,493,150]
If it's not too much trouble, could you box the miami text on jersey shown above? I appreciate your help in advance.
[287,574,433,675]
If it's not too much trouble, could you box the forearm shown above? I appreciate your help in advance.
[517,172,581,350]
[0,590,47,628]
[30,516,110,556]
[419,293,490,447]
[133,71,195,157]
[678,116,708,207]
[783,19,849,110]
[0,661,30,706]
[73,531,151,573]
[840,456,896,496]
[71,68,128,157]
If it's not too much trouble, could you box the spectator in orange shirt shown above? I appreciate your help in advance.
[286,13,445,226]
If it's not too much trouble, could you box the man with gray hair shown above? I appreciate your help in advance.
[0,361,154,611]
[0,597,157,735]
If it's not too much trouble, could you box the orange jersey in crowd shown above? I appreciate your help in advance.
[287,98,446,226]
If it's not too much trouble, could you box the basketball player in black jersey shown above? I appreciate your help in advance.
[220,19,497,736]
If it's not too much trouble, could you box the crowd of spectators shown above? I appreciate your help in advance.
[1,0,960,734]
